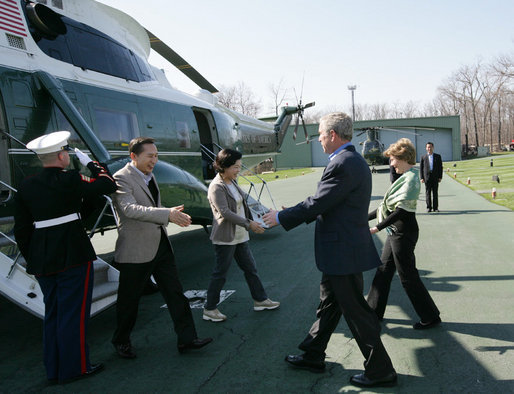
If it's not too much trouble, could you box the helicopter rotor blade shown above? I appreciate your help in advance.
[392,126,435,131]
[380,127,422,136]
[145,29,218,93]
[300,113,309,144]
[296,135,318,145]
[292,114,300,140]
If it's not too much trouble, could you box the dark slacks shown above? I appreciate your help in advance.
[37,262,93,382]
[112,231,197,346]
[367,233,440,322]
[205,242,267,310]
[299,273,395,379]
[425,177,439,210]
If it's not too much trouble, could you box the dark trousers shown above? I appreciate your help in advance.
[37,262,93,382]
[299,273,394,379]
[112,232,197,346]
[425,177,439,210]
[367,233,440,322]
[206,242,267,310]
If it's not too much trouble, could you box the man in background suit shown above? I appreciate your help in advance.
[111,137,211,359]
[263,113,397,388]
[420,142,443,212]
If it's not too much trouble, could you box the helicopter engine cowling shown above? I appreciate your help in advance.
[26,2,67,38]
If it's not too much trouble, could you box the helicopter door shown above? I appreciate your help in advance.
[0,93,12,203]
[193,109,218,180]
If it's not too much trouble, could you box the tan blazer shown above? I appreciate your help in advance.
[112,163,170,263]
[208,173,252,243]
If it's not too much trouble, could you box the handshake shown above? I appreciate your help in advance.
[262,209,281,228]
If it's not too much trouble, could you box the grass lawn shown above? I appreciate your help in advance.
[444,153,514,211]
[238,168,315,185]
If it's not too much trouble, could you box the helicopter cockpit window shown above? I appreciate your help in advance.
[32,15,153,83]
[92,107,138,149]
[54,103,86,150]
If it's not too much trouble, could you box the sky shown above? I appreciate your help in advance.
[96,0,514,116]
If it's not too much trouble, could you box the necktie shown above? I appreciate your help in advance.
[148,177,159,206]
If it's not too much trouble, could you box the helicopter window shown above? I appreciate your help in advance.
[176,121,191,149]
[53,103,86,149]
[11,81,34,108]
[133,55,153,81]
[172,106,199,151]
[92,107,138,148]
[33,16,153,83]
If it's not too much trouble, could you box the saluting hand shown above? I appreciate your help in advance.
[74,148,92,166]
[249,220,265,234]
[169,205,192,227]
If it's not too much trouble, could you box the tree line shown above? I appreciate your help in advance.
[217,54,513,152]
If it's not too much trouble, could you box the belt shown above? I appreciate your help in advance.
[34,213,81,229]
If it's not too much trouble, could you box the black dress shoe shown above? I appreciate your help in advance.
[427,208,432,213]
[413,316,441,330]
[114,342,136,358]
[59,363,104,384]
[177,337,213,353]
[84,363,104,377]
[350,371,397,387]
[285,354,325,373]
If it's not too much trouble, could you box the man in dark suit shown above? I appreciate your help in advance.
[111,137,211,359]
[420,142,443,212]
[14,131,116,383]
[263,113,396,388]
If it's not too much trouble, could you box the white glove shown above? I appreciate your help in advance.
[74,148,93,166]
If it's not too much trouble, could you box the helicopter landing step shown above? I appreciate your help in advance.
[0,252,119,319]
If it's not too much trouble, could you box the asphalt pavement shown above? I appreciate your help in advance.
[1,167,513,393]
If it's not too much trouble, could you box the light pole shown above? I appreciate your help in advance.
[347,85,356,121]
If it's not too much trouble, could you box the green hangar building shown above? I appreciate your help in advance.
[274,115,461,169]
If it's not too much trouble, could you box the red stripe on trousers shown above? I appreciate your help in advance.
[80,261,92,374]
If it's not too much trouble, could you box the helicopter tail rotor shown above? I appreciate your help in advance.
[291,101,315,144]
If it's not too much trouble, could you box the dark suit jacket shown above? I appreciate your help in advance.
[420,153,443,182]
[278,145,381,275]
[14,162,116,275]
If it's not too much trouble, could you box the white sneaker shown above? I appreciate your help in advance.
[203,308,227,322]
[253,299,280,311]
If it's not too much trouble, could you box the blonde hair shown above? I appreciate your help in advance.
[384,138,416,165]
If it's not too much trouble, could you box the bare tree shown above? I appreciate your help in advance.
[269,78,289,116]
[434,53,514,152]
[216,82,261,117]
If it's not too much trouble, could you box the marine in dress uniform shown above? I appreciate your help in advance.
[13,131,116,383]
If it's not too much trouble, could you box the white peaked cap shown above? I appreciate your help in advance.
[26,131,72,155]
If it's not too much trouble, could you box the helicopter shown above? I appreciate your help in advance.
[297,125,430,172]
[354,126,431,171]
[0,0,314,318]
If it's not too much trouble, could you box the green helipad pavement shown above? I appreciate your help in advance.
[1,168,513,393]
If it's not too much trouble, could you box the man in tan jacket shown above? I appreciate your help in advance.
[111,137,211,358]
